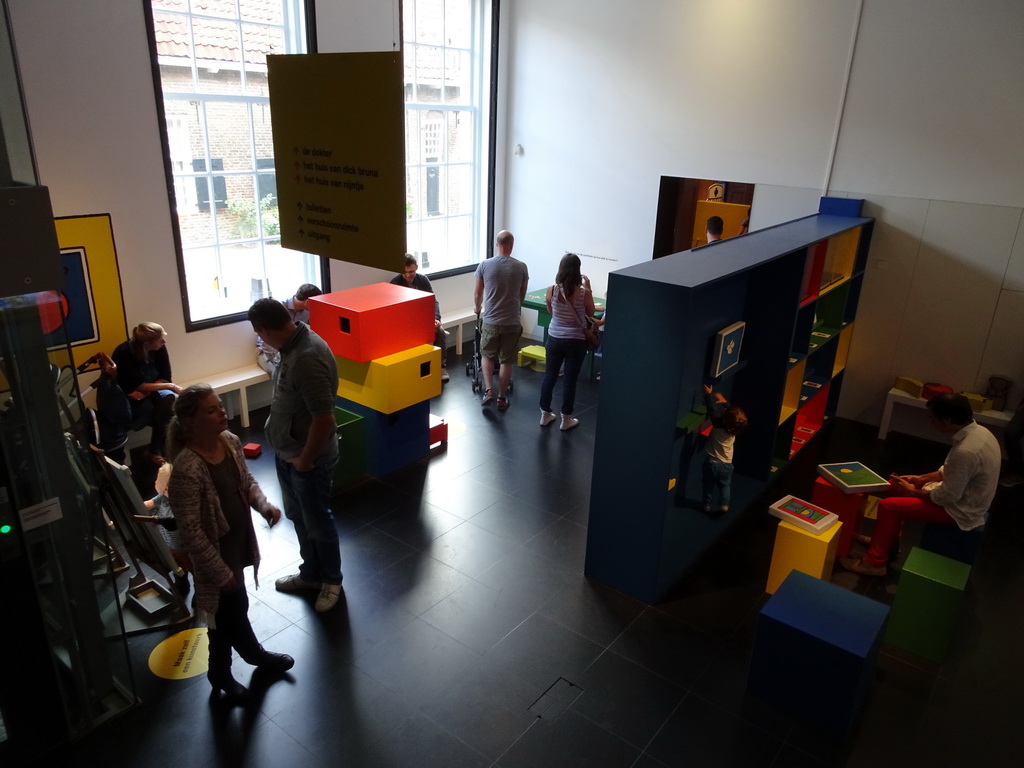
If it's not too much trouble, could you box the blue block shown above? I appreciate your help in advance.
[919,523,984,565]
[338,397,429,477]
[818,196,865,217]
[748,570,889,738]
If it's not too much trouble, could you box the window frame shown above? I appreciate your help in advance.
[404,0,500,280]
[143,0,330,332]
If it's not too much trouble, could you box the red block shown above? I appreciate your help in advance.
[921,383,953,401]
[243,443,262,458]
[308,283,435,363]
[429,413,448,446]
[811,476,865,559]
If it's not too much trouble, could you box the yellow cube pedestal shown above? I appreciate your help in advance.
[336,344,441,414]
[766,519,843,594]
[517,344,546,371]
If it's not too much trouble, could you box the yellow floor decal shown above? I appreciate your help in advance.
[148,628,208,679]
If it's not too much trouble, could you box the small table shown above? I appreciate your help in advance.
[879,387,1013,440]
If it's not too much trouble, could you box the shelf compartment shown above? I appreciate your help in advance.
[791,303,816,360]
[807,322,841,354]
[820,227,860,290]
[832,324,855,376]
[791,382,831,458]
[800,242,827,304]
[774,411,796,465]
[780,360,806,425]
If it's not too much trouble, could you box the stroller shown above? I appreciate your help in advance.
[466,314,513,396]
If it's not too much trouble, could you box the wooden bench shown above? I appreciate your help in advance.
[79,364,269,467]
[440,308,477,355]
[180,364,269,428]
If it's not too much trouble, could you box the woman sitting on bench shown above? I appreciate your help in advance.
[113,321,182,466]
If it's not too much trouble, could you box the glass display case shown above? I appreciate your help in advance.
[0,294,139,763]
[1,3,136,761]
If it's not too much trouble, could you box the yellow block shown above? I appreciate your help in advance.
[336,344,441,414]
[960,391,993,413]
[893,376,924,398]
[766,519,843,595]
[517,344,547,371]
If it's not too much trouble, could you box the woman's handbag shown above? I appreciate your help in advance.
[562,286,601,351]
[582,317,601,351]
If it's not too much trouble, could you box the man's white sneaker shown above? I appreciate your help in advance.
[315,583,342,612]
[540,410,557,426]
[275,573,320,592]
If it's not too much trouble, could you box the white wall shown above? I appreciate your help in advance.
[502,0,1024,422]
[9,0,257,386]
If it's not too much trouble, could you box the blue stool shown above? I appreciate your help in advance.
[747,570,889,738]
[919,522,984,565]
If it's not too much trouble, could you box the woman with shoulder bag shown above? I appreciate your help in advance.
[539,253,596,431]
[167,384,294,706]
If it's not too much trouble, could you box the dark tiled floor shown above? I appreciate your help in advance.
[33,351,1024,767]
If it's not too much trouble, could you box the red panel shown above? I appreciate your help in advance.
[308,283,435,362]
[811,476,866,559]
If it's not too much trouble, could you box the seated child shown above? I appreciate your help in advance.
[140,462,192,596]
[702,384,749,515]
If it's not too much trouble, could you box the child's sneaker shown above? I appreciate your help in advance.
[497,396,510,412]
[481,389,495,405]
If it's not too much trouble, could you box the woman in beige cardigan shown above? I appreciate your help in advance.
[167,384,292,705]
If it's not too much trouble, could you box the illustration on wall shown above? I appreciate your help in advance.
[42,214,127,361]
[711,321,745,378]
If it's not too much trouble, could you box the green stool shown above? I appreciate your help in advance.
[885,546,970,663]
[333,406,366,489]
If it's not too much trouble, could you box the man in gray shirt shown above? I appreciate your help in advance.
[474,230,529,411]
[248,298,342,612]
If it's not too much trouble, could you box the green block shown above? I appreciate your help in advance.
[885,547,970,663]
[333,407,366,488]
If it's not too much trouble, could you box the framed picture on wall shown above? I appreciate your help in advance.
[711,321,745,377]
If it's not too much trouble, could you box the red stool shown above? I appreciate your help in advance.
[811,476,866,559]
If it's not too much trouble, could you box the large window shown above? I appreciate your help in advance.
[147,0,322,328]
[403,0,494,276]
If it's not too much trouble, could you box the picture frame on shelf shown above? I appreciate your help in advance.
[711,321,745,378]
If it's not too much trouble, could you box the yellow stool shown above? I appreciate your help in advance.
[517,345,547,372]
[766,519,843,594]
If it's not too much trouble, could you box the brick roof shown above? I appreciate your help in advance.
[153,1,282,66]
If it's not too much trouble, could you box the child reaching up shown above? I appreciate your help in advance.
[702,384,749,515]
[140,462,192,596]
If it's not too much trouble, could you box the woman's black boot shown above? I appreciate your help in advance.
[207,629,247,706]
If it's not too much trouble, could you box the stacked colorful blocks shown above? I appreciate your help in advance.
[310,283,440,477]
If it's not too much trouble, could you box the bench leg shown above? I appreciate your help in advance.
[239,387,250,428]
[456,324,464,356]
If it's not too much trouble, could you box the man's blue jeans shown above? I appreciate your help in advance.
[275,452,342,585]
